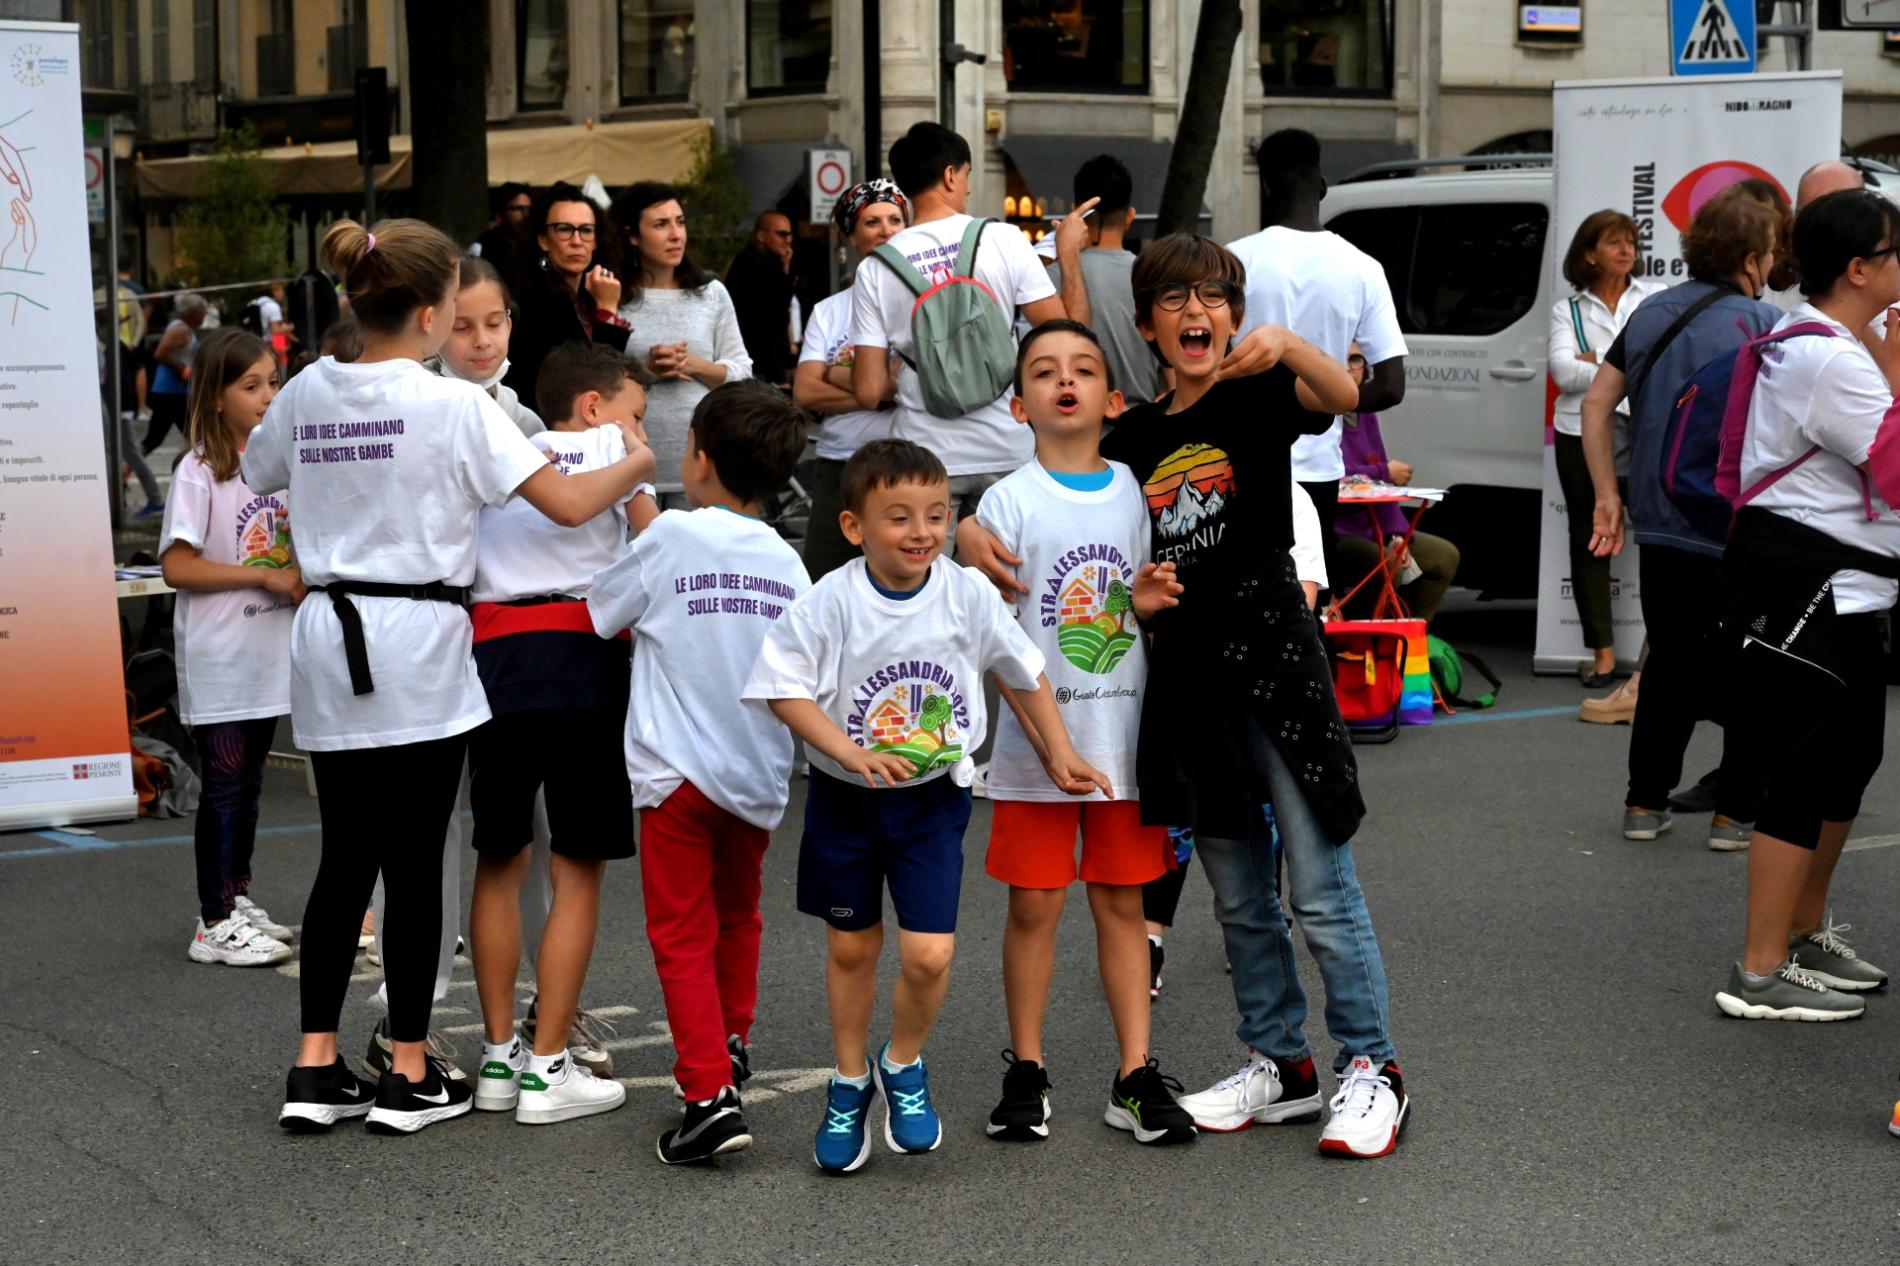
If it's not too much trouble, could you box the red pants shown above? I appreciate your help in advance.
[639,780,771,1102]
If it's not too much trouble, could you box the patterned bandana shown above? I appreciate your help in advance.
[831,179,910,235]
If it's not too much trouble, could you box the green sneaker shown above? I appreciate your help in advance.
[1715,959,1865,1021]
[1790,915,1888,992]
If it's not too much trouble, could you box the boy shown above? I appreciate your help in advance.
[1099,233,1410,1159]
[588,381,814,1165]
[743,438,1109,1174]
[1043,155,1165,407]
[463,342,656,1127]
[976,319,1195,1147]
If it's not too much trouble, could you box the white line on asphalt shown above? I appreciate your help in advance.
[1845,833,1900,853]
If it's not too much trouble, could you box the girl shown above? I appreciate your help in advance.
[612,181,751,504]
[248,217,655,1136]
[160,328,301,969]
[433,255,543,437]
[503,182,631,413]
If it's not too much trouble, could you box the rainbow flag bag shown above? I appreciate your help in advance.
[1325,617,1432,743]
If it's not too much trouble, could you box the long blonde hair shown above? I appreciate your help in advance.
[186,327,273,482]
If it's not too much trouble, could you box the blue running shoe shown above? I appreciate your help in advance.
[814,1075,876,1173]
[873,1042,943,1154]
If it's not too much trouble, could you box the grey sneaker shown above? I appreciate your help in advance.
[1790,915,1888,992]
[1623,809,1673,842]
[1707,817,1753,852]
[1715,959,1865,1021]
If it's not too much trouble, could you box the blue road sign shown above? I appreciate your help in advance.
[1670,0,1757,74]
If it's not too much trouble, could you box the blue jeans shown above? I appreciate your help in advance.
[1195,731,1394,1072]
[191,716,277,923]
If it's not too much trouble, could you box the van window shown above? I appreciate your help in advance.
[1328,202,1548,337]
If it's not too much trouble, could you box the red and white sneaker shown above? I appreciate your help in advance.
[1175,1051,1321,1132]
[1318,1056,1407,1158]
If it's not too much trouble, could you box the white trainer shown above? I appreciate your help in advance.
[515,1056,626,1125]
[474,1035,526,1113]
[1175,1051,1322,1133]
[188,914,291,967]
[234,896,293,943]
[1317,1055,1408,1159]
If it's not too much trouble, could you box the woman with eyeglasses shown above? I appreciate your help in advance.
[503,182,632,412]
[611,181,753,506]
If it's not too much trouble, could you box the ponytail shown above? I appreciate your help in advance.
[320,217,460,335]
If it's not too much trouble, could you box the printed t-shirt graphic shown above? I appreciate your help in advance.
[850,666,968,776]
[1145,443,1236,545]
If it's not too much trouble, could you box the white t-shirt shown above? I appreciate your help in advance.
[240,356,550,750]
[1290,480,1327,588]
[975,462,1148,802]
[801,290,891,462]
[474,427,628,603]
[1743,304,1900,615]
[159,452,295,725]
[850,213,1054,475]
[253,295,283,329]
[589,508,812,829]
[1226,226,1408,481]
[743,556,1046,788]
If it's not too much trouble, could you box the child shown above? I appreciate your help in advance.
[464,341,657,1126]
[1099,234,1409,1159]
[743,438,1110,1174]
[160,328,300,969]
[247,217,655,1137]
[975,319,1196,1147]
[434,255,545,436]
[588,380,813,1165]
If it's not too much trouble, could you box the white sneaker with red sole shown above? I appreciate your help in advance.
[1318,1055,1408,1158]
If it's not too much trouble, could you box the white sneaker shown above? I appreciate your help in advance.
[474,1034,526,1112]
[188,914,290,966]
[1175,1051,1322,1132]
[1317,1055,1408,1159]
[234,895,293,943]
[515,1056,626,1125]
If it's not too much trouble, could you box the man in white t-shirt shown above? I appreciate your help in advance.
[1227,129,1408,589]
[849,122,1091,537]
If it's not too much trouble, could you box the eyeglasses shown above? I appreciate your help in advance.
[1149,280,1236,312]
[545,222,597,242]
[1867,243,1899,262]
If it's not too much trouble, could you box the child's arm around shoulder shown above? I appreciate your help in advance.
[1217,325,1358,416]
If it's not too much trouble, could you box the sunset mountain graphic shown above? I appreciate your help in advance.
[1143,444,1235,538]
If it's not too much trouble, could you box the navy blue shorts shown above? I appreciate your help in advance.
[797,769,973,934]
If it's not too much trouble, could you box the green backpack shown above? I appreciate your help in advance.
[1427,634,1501,709]
[871,217,1018,419]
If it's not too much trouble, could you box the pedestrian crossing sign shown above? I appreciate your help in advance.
[1671,0,1757,75]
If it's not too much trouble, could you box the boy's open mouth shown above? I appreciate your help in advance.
[1179,327,1213,358]
[1055,389,1079,413]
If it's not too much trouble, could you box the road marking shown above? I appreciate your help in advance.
[619,1067,834,1106]
[1845,833,1900,853]
[1435,705,1581,726]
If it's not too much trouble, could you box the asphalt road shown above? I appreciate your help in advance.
[6,602,1900,1266]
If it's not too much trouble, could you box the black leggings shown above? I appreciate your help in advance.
[192,716,276,924]
[302,734,466,1041]
[142,391,187,453]
[1143,859,1191,927]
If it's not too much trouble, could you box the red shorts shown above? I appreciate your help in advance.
[985,799,1170,889]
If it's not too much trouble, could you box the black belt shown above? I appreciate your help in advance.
[308,580,470,696]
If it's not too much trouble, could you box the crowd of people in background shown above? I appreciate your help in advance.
[116,115,1900,1166]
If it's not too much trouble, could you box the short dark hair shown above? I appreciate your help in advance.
[1073,154,1133,218]
[1562,210,1642,290]
[490,182,530,215]
[688,381,809,504]
[1679,186,1779,284]
[456,252,514,307]
[889,122,972,200]
[1129,233,1248,328]
[1256,128,1323,195]
[1794,188,1900,298]
[1014,319,1115,395]
[535,341,649,423]
[841,439,948,513]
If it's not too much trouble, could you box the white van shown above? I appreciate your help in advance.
[1317,154,1898,597]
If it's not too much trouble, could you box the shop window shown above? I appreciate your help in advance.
[621,0,694,102]
[1004,0,1147,92]
[518,0,570,111]
[1259,0,1392,97]
[746,1,831,96]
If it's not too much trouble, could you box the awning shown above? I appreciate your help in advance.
[133,117,713,199]
[1000,136,1203,221]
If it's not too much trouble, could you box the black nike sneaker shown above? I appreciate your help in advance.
[365,1060,474,1135]
[278,1058,374,1132]
[1104,1057,1198,1146]
[657,1086,753,1164]
[728,1034,753,1087]
[986,1049,1052,1142]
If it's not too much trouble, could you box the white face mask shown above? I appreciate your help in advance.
[441,354,510,392]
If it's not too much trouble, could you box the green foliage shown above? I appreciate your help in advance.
[1104,579,1131,626]
[677,135,751,277]
[173,125,288,302]
[918,693,953,741]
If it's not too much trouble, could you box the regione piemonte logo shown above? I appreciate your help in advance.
[1661,161,1788,231]
[10,44,42,87]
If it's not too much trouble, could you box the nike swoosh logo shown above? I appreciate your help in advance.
[415,1087,452,1105]
[341,1084,364,1099]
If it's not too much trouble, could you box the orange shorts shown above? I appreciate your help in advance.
[985,799,1171,889]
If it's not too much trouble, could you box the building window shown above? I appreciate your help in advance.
[1258,0,1392,97]
[518,0,570,110]
[82,0,112,87]
[1003,0,1148,92]
[192,0,214,87]
[328,0,368,92]
[152,0,171,84]
[745,0,831,96]
[620,0,693,102]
